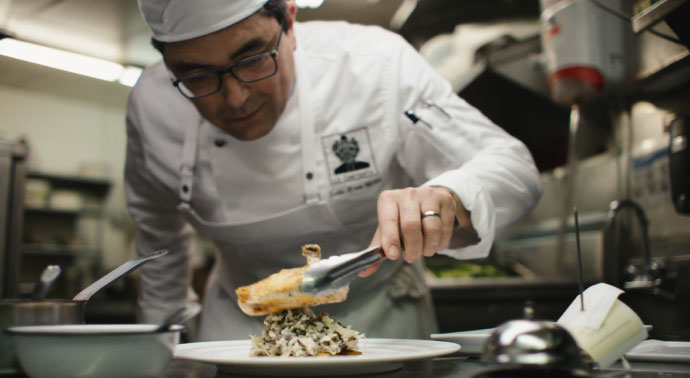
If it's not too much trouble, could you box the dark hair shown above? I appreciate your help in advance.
[259,0,287,29]
[151,0,287,54]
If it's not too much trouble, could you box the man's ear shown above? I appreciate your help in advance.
[286,0,298,49]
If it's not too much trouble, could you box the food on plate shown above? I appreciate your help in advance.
[236,244,362,357]
[235,244,349,316]
[250,307,362,357]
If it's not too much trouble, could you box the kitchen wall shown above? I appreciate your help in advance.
[627,100,690,255]
[0,74,134,270]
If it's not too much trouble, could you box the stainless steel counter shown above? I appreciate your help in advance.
[3,354,689,377]
[157,356,690,378]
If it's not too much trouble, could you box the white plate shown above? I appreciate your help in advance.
[430,328,493,355]
[173,338,460,376]
[431,325,654,356]
[624,339,690,363]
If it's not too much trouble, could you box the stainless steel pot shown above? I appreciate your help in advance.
[0,299,86,373]
[0,250,168,373]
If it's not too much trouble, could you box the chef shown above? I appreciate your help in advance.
[126,0,542,340]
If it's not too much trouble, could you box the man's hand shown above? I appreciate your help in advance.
[360,186,472,277]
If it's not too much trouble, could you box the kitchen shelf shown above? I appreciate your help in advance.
[632,0,688,33]
[398,0,540,44]
[26,171,111,191]
[22,244,99,257]
[631,51,690,95]
[18,171,112,298]
[24,206,103,217]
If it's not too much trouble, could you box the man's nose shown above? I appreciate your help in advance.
[220,74,250,108]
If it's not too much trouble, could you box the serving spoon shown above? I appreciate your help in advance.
[32,265,61,300]
[72,249,168,301]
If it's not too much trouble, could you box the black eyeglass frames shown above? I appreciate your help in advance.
[172,19,286,99]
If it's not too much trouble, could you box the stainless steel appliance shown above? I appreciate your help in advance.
[669,112,690,214]
[0,138,28,298]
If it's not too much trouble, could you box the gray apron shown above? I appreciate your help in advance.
[175,50,438,340]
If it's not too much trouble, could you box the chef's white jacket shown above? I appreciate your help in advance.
[125,20,542,340]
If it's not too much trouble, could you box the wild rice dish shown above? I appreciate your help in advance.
[250,307,362,357]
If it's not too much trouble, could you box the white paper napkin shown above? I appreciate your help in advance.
[557,283,648,368]
[557,283,623,328]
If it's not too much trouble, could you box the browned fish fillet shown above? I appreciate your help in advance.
[235,245,349,316]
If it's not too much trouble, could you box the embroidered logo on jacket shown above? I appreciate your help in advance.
[322,128,378,185]
[333,135,369,173]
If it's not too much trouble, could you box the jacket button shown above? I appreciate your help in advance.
[306,172,314,180]
[214,139,226,147]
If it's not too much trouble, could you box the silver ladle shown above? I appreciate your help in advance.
[32,265,61,300]
[72,249,168,301]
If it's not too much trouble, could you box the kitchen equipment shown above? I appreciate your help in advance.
[73,249,168,301]
[669,111,690,214]
[603,199,666,291]
[573,207,585,310]
[0,138,28,299]
[31,265,61,300]
[299,244,385,295]
[480,319,593,373]
[539,0,627,105]
[0,299,85,373]
[7,323,183,378]
[0,249,168,373]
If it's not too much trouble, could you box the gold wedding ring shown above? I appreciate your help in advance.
[422,210,441,218]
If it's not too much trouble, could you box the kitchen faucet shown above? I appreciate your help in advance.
[603,199,665,292]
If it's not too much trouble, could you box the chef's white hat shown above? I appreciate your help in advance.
[138,0,270,43]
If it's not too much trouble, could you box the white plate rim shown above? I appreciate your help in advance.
[430,329,493,355]
[624,340,690,363]
[430,325,656,356]
[430,328,494,340]
[430,325,654,343]
[173,338,460,367]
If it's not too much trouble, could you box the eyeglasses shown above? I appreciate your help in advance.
[172,20,285,99]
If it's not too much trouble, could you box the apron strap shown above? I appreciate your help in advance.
[294,49,320,205]
[179,118,202,206]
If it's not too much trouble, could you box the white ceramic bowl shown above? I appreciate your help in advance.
[6,324,183,378]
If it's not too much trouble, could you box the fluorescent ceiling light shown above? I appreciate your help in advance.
[295,0,324,8]
[119,66,144,87]
[390,0,417,30]
[0,38,142,87]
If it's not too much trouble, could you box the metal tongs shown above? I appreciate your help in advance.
[300,245,386,295]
